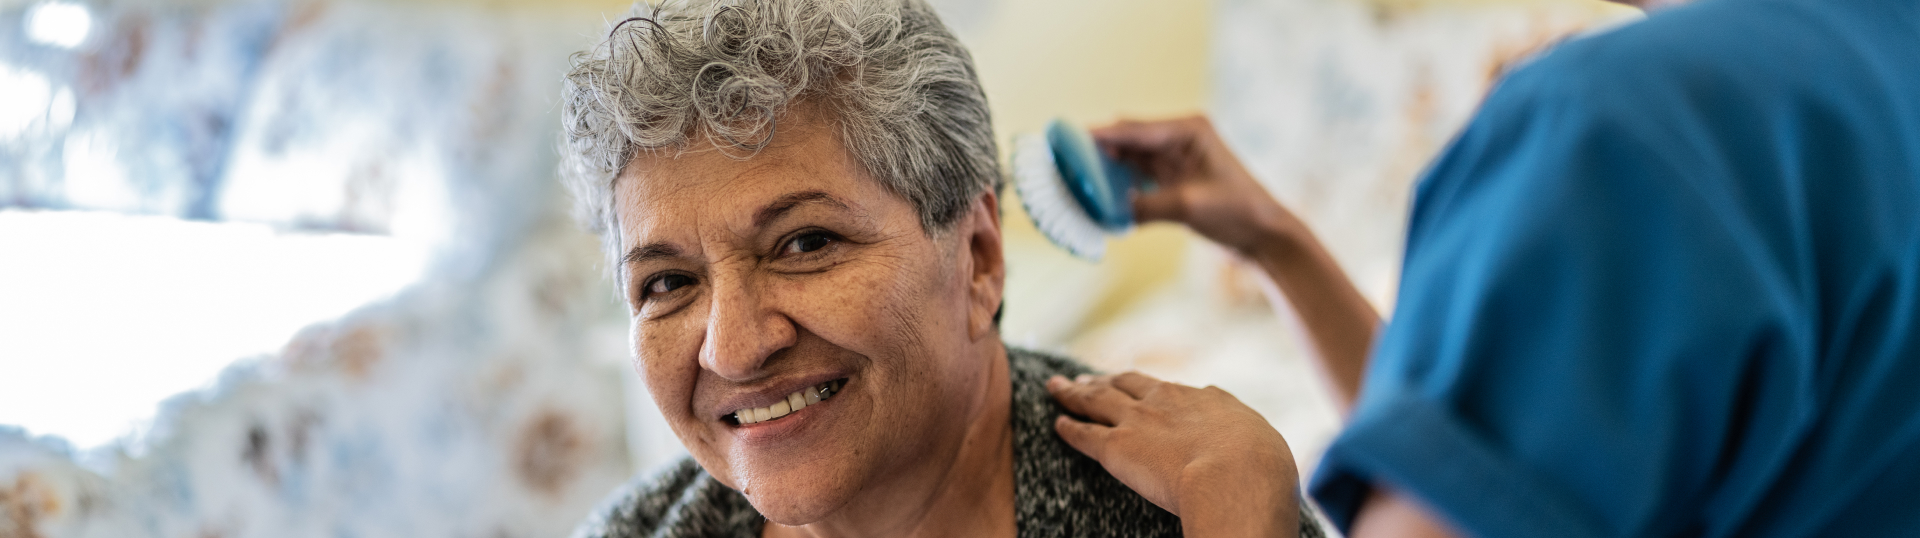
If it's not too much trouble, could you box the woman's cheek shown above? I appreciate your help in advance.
[632,313,703,420]
[786,265,908,347]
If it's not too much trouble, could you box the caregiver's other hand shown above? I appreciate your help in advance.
[1093,116,1381,414]
[1090,116,1307,260]
[1048,372,1300,537]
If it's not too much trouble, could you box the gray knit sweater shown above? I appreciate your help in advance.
[571,347,1327,537]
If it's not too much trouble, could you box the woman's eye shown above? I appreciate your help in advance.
[644,274,694,297]
[783,232,836,255]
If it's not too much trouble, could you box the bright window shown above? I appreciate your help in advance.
[0,210,428,449]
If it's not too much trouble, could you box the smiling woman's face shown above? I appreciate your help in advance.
[612,109,1002,524]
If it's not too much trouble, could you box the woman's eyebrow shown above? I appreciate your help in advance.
[622,191,854,269]
[753,190,853,228]
[622,242,682,269]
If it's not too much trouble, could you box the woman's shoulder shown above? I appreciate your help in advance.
[1004,346,1183,537]
[1003,345,1330,538]
[1005,346,1094,384]
[570,457,762,538]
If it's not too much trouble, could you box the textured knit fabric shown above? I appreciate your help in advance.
[1309,0,1920,536]
[573,346,1328,537]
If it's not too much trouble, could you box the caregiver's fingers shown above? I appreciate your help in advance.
[1131,184,1191,224]
[1047,375,1136,426]
[1109,371,1165,399]
[1091,118,1209,180]
[1088,117,1196,155]
[1052,414,1114,461]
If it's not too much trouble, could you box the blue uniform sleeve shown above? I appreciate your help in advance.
[1308,39,1814,538]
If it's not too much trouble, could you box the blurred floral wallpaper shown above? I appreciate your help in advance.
[0,0,1628,536]
[1,1,636,536]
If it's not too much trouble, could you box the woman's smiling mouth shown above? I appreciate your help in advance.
[728,378,847,426]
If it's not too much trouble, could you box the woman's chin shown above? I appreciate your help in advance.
[743,479,856,526]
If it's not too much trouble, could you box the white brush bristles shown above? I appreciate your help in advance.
[1012,133,1108,260]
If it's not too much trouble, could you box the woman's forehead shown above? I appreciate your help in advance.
[611,127,903,256]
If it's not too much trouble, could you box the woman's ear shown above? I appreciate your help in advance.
[962,189,1005,340]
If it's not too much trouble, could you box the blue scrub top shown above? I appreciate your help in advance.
[1309,0,1920,536]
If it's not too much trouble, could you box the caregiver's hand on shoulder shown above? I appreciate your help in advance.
[1047,372,1301,537]
[1091,116,1308,261]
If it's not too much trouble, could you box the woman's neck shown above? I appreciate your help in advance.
[764,344,1017,538]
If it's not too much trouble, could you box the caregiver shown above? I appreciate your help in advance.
[1049,0,1920,536]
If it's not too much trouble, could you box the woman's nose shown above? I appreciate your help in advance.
[698,273,796,380]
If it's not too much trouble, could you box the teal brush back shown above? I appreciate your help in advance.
[1045,119,1142,231]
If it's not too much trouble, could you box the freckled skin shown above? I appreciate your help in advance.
[614,106,1014,538]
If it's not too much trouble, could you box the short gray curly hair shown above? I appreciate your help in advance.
[559,0,1000,263]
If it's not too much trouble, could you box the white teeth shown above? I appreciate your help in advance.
[734,380,841,425]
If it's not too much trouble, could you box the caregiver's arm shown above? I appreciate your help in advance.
[1351,489,1466,538]
[1091,116,1379,413]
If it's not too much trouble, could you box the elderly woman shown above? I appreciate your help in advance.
[556,0,1323,537]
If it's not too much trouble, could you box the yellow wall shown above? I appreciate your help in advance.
[967,0,1219,336]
